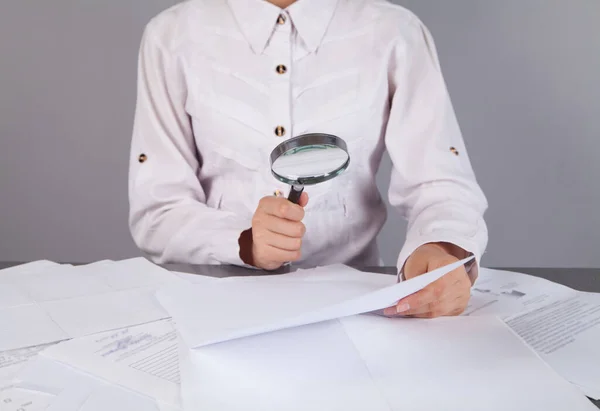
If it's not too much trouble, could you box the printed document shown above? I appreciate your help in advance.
[505,292,600,399]
[465,268,600,399]
[42,319,180,407]
[464,267,576,318]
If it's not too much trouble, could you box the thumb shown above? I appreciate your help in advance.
[297,192,309,207]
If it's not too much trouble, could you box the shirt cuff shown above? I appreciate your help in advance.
[207,227,259,269]
[396,234,483,284]
[163,214,257,269]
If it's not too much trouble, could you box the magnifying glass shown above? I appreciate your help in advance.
[270,133,350,204]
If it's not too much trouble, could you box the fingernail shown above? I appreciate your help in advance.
[396,303,410,314]
[383,307,395,316]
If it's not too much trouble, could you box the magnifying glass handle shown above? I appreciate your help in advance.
[287,185,304,204]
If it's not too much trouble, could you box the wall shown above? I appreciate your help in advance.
[0,0,598,267]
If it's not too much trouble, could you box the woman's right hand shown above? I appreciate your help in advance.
[239,193,309,270]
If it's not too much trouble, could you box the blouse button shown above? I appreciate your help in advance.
[277,14,286,25]
[449,147,459,156]
[275,126,286,137]
[276,64,287,74]
[138,153,147,163]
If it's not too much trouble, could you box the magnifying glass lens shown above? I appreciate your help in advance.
[272,144,349,181]
[269,133,350,204]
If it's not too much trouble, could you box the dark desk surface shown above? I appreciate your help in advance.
[1,261,599,407]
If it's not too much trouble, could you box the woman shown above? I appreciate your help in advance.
[128,0,488,318]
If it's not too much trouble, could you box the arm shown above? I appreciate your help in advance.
[384,18,489,283]
[128,25,249,265]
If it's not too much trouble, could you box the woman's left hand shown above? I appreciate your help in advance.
[383,243,472,318]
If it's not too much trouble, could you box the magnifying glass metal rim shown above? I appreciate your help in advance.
[269,133,350,186]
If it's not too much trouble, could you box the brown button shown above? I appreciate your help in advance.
[276,64,287,74]
[277,14,286,25]
[275,126,286,137]
[138,153,147,163]
[449,146,459,156]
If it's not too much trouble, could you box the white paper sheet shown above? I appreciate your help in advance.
[0,258,182,351]
[178,321,390,411]
[174,272,222,284]
[0,385,55,411]
[0,304,69,351]
[158,257,472,348]
[174,264,395,288]
[505,291,600,400]
[235,264,396,287]
[179,314,595,411]
[39,286,169,338]
[0,284,34,309]
[42,320,180,407]
[15,355,181,411]
[10,264,112,302]
[77,383,165,411]
[0,260,60,280]
[0,343,56,382]
[77,258,184,291]
[341,315,596,411]
[464,268,600,399]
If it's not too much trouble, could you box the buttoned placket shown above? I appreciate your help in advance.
[266,12,294,194]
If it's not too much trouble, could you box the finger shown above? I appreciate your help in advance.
[297,192,309,207]
[402,299,452,317]
[382,287,435,316]
[254,244,302,266]
[384,271,468,317]
[404,292,471,318]
[396,279,443,313]
[255,214,305,238]
[262,231,302,251]
[258,197,305,221]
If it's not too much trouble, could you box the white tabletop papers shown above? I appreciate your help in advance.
[14,355,179,411]
[466,268,600,399]
[40,319,181,408]
[177,314,596,411]
[3,258,600,410]
[157,257,596,411]
[0,259,183,351]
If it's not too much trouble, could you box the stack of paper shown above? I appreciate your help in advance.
[0,258,184,387]
[3,259,600,410]
[0,258,182,352]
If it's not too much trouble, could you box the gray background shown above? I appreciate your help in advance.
[0,0,598,267]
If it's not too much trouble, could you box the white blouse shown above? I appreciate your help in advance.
[128,0,488,278]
